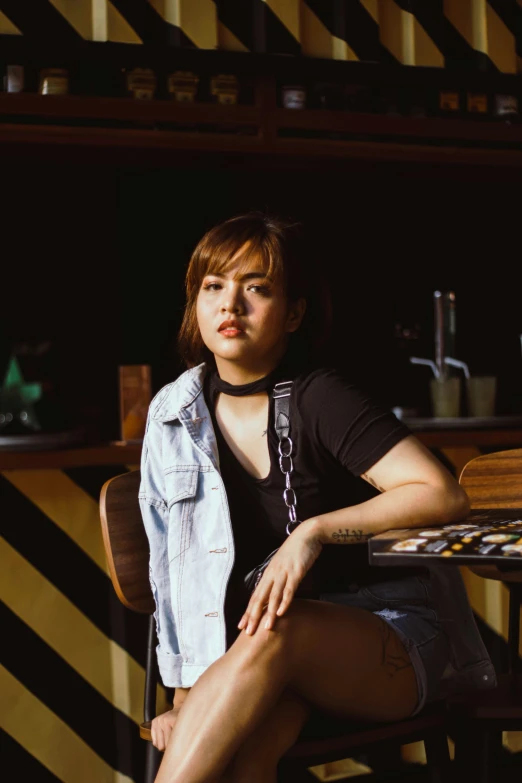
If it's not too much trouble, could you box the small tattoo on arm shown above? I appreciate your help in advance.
[361,473,385,493]
[331,528,373,544]
[378,620,413,677]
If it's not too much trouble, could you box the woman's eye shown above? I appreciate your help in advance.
[248,285,270,295]
[202,282,270,294]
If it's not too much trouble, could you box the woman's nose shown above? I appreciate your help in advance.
[222,301,241,314]
[221,290,243,314]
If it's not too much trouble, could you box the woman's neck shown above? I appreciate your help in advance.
[214,351,286,386]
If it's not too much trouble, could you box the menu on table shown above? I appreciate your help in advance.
[369,509,522,567]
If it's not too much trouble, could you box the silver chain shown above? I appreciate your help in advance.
[278,436,300,535]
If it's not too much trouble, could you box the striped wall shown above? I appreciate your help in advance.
[1,445,521,782]
[0,0,520,71]
[0,465,169,783]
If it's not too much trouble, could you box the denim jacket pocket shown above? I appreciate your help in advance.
[164,467,199,563]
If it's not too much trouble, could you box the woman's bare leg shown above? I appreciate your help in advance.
[222,688,311,783]
[155,599,418,783]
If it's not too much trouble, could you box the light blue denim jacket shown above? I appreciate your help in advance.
[139,363,496,693]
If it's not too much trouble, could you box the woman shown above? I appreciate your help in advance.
[139,213,495,783]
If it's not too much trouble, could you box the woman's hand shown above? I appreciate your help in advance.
[151,706,181,751]
[238,519,322,636]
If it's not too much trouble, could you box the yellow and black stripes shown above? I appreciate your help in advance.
[1,473,148,664]
[0,0,83,43]
[482,0,520,72]
[1,599,144,778]
[214,0,300,54]
[304,0,398,64]
[1,663,134,783]
[0,0,518,71]
[0,9,20,35]
[443,0,518,71]
[150,0,218,49]
[110,0,195,47]
[0,466,164,783]
[2,727,62,783]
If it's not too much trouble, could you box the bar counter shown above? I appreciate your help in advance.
[404,416,522,450]
[0,442,141,470]
[2,416,522,469]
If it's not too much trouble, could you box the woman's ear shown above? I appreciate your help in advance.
[286,298,307,333]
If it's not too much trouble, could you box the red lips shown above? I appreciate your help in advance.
[218,319,244,332]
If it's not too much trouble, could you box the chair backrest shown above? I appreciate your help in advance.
[459,448,522,584]
[99,469,155,614]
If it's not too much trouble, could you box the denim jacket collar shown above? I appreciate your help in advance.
[151,363,208,423]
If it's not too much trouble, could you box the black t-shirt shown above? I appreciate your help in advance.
[203,364,412,641]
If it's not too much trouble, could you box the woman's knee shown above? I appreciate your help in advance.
[232,610,294,662]
[230,599,324,676]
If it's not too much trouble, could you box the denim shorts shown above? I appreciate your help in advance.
[319,571,451,716]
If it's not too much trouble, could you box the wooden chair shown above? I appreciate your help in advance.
[452,448,522,783]
[100,469,452,783]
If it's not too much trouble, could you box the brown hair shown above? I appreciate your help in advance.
[177,211,331,368]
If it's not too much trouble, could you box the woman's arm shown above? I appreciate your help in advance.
[309,434,470,545]
[238,434,470,635]
[173,687,191,707]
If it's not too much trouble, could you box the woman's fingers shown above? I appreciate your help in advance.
[239,578,273,634]
[150,718,165,750]
[151,711,178,751]
[163,721,174,750]
[237,581,268,629]
[276,583,296,618]
[239,575,294,634]
[264,578,287,631]
[159,727,167,752]
[245,587,272,635]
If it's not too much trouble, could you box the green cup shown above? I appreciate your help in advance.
[430,376,461,418]
[467,376,496,418]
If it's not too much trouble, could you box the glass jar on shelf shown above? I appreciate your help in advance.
[466,89,490,120]
[125,67,156,100]
[493,92,518,123]
[167,70,199,102]
[280,83,307,110]
[4,65,24,93]
[39,68,69,96]
[210,73,240,105]
[438,88,462,119]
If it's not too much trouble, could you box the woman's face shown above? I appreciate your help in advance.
[196,249,305,372]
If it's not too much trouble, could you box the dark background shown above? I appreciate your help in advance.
[2,149,521,442]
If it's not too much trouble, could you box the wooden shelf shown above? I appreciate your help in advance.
[417,429,522,449]
[0,443,142,471]
[1,89,522,166]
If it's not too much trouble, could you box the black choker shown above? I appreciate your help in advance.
[211,369,277,397]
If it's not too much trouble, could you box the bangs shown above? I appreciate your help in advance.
[205,238,276,281]
[188,219,286,299]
